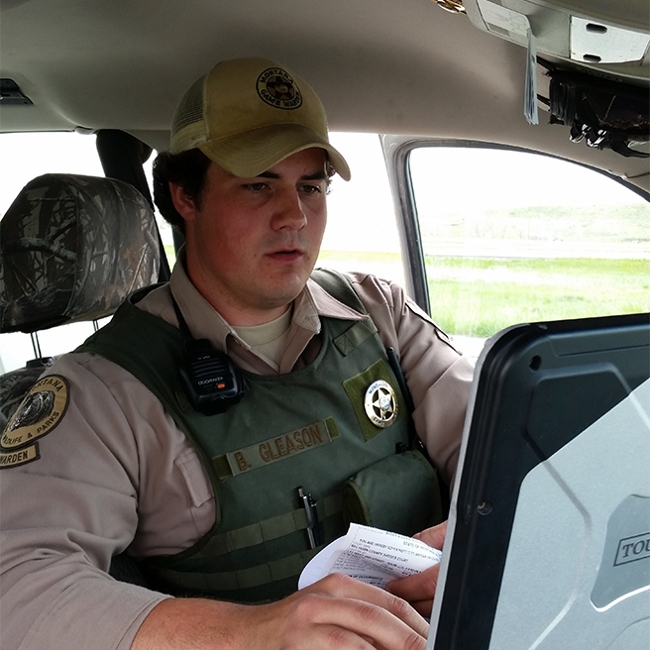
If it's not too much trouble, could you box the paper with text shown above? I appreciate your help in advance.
[298,523,442,590]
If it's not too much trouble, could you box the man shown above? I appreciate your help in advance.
[0,58,473,649]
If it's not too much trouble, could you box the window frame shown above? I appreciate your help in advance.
[380,134,650,316]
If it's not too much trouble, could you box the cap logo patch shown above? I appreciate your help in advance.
[257,67,302,110]
[0,375,69,469]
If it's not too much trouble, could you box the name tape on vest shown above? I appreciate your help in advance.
[216,419,339,478]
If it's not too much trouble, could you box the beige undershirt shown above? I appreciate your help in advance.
[232,306,293,370]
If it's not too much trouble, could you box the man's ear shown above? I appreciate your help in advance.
[169,182,197,223]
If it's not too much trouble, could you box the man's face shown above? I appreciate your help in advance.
[175,148,329,326]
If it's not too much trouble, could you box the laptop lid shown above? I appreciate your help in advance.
[428,312,650,650]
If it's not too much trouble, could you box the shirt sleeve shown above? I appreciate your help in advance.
[346,272,475,486]
[0,355,171,650]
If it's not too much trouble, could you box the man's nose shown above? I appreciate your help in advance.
[271,189,307,230]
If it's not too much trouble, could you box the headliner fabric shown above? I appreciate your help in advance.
[0,174,160,333]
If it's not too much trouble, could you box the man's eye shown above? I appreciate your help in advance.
[301,184,323,195]
[243,182,267,192]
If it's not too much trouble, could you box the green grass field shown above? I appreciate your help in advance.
[320,202,650,337]
[426,256,650,337]
[170,228,649,340]
[318,250,649,338]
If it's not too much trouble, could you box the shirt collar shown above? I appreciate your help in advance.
[169,254,235,351]
[168,253,366,352]
[305,276,367,322]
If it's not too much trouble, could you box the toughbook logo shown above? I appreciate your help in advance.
[614,531,650,566]
[591,495,649,609]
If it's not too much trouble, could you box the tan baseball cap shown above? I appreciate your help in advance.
[170,57,351,181]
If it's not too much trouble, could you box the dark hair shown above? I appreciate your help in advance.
[152,149,212,234]
[153,148,337,233]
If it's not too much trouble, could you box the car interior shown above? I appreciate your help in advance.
[2,0,649,363]
[1,0,649,647]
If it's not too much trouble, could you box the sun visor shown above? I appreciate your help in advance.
[463,0,650,79]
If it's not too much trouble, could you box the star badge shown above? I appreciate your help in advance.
[364,380,398,428]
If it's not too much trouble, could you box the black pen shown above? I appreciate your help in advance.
[298,486,321,549]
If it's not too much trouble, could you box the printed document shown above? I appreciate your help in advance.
[299,523,442,590]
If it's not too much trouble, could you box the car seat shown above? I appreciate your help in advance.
[0,173,161,425]
[0,172,161,586]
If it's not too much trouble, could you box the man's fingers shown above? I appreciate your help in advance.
[385,563,440,606]
[311,573,430,638]
[410,599,435,618]
[289,573,429,649]
[313,597,427,650]
[413,520,447,550]
[294,623,382,650]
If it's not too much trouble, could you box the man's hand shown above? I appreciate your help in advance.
[132,572,429,650]
[385,521,447,617]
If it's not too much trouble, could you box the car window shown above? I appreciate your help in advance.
[0,133,107,373]
[0,132,105,215]
[0,132,174,372]
[319,133,404,286]
[408,145,650,357]
[0,131,404,373]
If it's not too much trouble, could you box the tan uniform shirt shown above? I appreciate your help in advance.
[0,264,474,650]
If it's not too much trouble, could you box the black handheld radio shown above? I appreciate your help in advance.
[173,299,245,415]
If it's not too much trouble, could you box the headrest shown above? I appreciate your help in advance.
[0,174,161,334]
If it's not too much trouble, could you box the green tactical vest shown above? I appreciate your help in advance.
[79,270,443,603]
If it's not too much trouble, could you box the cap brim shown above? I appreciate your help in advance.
[198,124,351,181]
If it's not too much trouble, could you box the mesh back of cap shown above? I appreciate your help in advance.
[171,75,207,151]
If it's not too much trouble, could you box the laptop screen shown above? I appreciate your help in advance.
[428,312,650,650]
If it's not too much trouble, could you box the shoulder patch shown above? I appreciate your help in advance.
[0,375,69,469]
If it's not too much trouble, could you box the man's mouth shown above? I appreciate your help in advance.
[267,248,304,263]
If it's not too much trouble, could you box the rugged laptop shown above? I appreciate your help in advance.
[428,313,650,650]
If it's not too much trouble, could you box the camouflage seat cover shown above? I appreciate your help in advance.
[0,173,161,425]
[0,173,160,334]
[0,360,54,429]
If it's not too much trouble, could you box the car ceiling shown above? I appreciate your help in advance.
[1,0,649,192]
